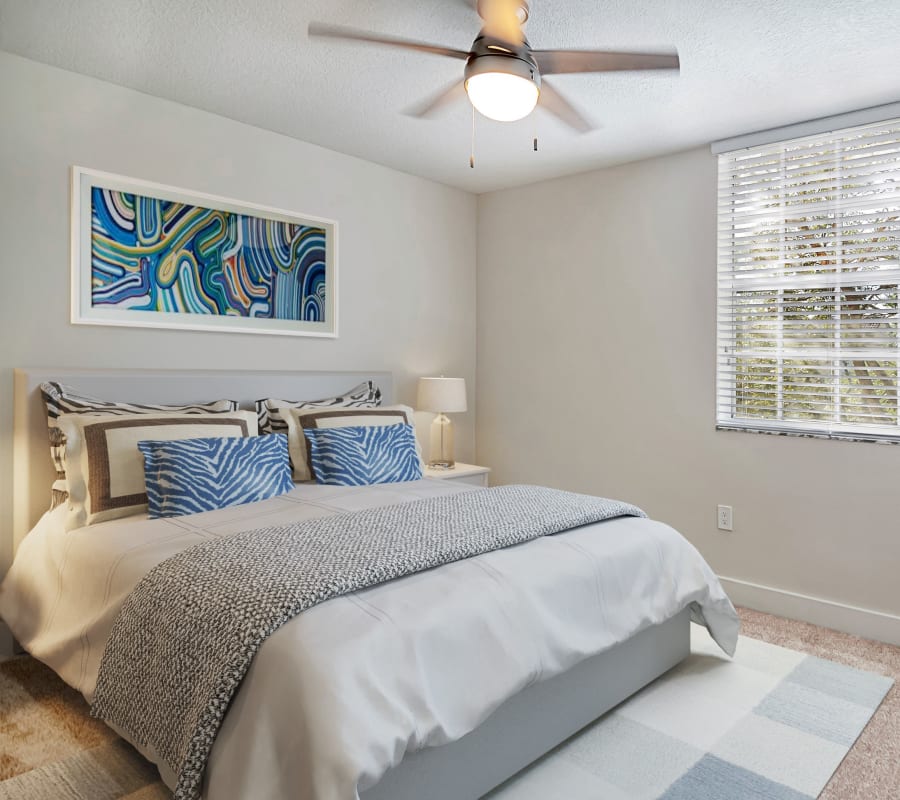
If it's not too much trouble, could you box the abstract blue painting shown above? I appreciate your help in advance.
[72,168,337,337]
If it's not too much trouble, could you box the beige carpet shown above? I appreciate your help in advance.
[0,656,167,800]
[1,607,897,799]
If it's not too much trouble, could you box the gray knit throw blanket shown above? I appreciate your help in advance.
[91,485,645,800]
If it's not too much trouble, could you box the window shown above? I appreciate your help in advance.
[717,118,900,441]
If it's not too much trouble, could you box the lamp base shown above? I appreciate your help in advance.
[428,412,455,469]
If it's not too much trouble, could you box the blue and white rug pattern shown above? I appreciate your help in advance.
[489,627,893,800]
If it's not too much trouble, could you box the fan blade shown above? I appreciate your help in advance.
[480,0,525,46]
[538,79,594,133]
[405,80,467,118]
[308,22,471,61]
[534,49,680,75]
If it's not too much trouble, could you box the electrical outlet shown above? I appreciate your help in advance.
[717,505,733,531]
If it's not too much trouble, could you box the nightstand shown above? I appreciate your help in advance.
[424,463,490,487]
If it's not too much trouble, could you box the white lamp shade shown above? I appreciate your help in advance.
[417,377,467,413]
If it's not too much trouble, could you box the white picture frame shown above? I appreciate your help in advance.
[71,166,338,338]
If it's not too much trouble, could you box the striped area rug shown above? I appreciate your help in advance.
[488,626,893,800]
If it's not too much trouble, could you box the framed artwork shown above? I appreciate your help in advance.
[71,167,338,337]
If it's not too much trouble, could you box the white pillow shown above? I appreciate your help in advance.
[284,405,422,482]
[58,410,258,530]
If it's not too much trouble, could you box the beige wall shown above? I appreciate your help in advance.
[477,146,900,624]
[0,52,477,589]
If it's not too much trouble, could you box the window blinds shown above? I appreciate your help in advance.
[717,117,900,441]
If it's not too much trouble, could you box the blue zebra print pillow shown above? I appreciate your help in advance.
[138,434,293,519]
[305,424,423,486]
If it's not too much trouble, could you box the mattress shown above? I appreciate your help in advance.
[0,479,739,799]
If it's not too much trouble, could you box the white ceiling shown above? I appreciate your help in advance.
[1,0,899,193]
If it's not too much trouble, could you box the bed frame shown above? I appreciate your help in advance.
[363,609,689,799]
[11,367,691,800]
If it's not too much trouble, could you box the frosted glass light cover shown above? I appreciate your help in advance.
[465,73,539,122]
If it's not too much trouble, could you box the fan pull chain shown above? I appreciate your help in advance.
[533,136,538,152]
[470,105,476,169]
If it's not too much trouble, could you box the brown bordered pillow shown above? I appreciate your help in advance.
[40,382,238,508]
[256,381,381,436]
[58,410,257,530]
[283,405,421,482]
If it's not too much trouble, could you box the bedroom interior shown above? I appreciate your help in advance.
[0,1,899,799]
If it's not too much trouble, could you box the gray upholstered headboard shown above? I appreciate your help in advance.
[12,368,393,552]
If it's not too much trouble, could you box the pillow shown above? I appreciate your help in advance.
[40,381,238,505]
[139,434,293,519]
[283,404,421,482]
[305,424,423,486]
[57,410,257,530]
[256,381,381,435]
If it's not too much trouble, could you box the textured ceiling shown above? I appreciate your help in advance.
[1,0,899,193]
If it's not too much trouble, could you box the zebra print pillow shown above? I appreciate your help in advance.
[40,382,238,506]
[256,381,381,436]
[305,424,423,487]
[139,434,293,519]
[283,404,420,482]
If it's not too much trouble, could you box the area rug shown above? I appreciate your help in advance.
[487,625,893,799]
[0,617,894,800]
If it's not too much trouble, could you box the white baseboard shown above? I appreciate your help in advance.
[719,576,900,646]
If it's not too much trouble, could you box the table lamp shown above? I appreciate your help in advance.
[417,377,467,469]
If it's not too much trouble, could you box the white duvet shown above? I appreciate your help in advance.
[0,480,739,800]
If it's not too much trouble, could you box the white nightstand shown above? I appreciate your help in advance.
[424,463,490,487]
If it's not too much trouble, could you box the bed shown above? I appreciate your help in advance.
[1,367,739,800]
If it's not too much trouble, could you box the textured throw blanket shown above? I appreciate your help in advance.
[91,485,645,800]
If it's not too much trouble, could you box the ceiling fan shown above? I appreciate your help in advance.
[308,0,680,134]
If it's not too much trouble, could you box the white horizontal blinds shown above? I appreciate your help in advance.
[717,117,900,440]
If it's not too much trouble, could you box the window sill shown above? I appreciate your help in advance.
[716,423,900,446]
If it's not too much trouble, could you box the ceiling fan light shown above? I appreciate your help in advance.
[465,72,539,122]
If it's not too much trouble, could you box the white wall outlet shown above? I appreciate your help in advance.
[717,505,733,532]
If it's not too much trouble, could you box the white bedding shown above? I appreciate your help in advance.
[0,480,739,800]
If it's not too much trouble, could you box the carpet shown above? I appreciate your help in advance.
[0,610,895,799]
[0,657,167,800]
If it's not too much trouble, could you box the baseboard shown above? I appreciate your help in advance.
[719,576,900,646]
